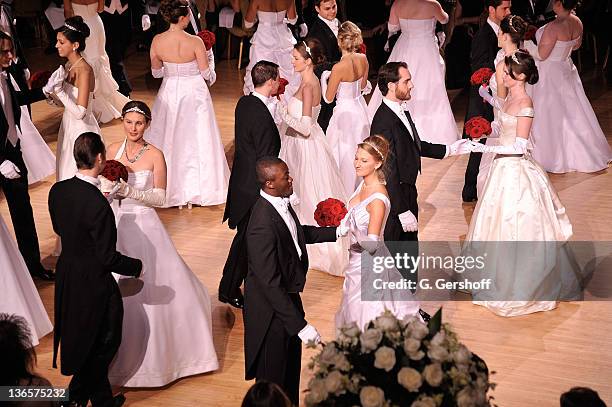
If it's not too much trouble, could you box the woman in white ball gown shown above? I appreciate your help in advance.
[106,101,218,387]
[335,135,420,330]
[65,0,130,123]
[242,0,300,97]
[145,0,229,208]
[366,0,458,144]
[322,21,371,198]
[278,40,348,276]
[524,0,611,173]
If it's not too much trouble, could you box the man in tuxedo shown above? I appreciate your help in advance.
[244,157,341,405]
[49,132,142,407]
[307,0,340,131]
[371,62,468,242]
[461,0,510,202]
[219,61,282,309]
[0,31,54,281]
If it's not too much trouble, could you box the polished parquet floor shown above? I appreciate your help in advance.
[2,46,612,406]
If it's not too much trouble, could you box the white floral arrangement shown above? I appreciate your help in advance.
[305,309,494,407]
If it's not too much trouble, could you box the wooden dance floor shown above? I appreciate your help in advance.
[3,48,611,406]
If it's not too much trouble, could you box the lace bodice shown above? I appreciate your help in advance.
[399,18,436,40]
[162,61,199,77]
[346,190,390,248]
[535,25,580,62]
[336,80,362,101]
[498,107,535,146]
[251,10,296,50]
[287,96,321,122]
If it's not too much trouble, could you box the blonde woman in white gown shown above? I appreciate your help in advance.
[465,51,579,317]
[524,0,612,173]
[278,40,348,276]
[366,0,458,144]
[106,101,218,387]
[145,0,229,208]
[335,135,420,330]
[64,0,129,123]
[242,0,300,97]
[322,21,371,198]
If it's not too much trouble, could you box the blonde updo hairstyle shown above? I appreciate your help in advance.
[337,21,363,53]
[358,135,390,182]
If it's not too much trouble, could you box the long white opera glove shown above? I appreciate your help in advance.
[279,103,312,137]
[98,175,116,194]
[358,233,382,255]
[445,139,471,157]
[523,40,541,60]
[385,22,400,51]
[336,212,350,238]
[116,179,166,207]
[200,68,216,87]
[285,16,298,25]
[206,48,216,72]
[478,85,503,111]
[468,137,528,154]
[151,66,164,78]
[142,14,151,31]
[299,23,308,38]
[298,323,321,345]
[53,85,87,119]
[43,65,66,96]
[0,160,21,179]
[398,210,418,233]
[320,70,333,104]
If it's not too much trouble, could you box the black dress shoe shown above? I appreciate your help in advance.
[419,309,431,323]
[31,268,55,281]
[112,393,126,407]
[219,293,244,309]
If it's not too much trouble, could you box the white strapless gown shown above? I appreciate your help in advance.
[243,10,299,97]
[367,18,458,144]
[108,163,218,387]
[526,25,612,173]
[0,214,52,346]
[326,80,370,197]
[279,96,349,276]
[466,107,580,317]
[72,2,130,123]
[335,188,420,331]
[145,61,229,207]
[56,82,100,181]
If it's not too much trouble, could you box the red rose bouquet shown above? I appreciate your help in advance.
[314,198,348,227]
[272,77,289,98]
[101,160,129,183]
[464,116,492,139]
[28,70,52,89]
[197,30,216,50]
[470,67,494,87]
[357,42,367,54]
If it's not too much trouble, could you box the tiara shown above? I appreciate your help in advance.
[64,23,82,34]
[302,41,311,58]
[363,141,384,161]
[511,53,520,64]
[508,15,516,32]
[124,106,151,119]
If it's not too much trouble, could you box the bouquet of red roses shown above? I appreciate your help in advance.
[101,160,129,183]
[464,116,492,139]
[470,67,494,86]
[314,198,348,227]
[357,42,367,54]
[29,70,52,89]
[197,30,216,51]
[272,77,289,98]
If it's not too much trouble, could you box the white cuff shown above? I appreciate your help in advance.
[298,323,321,344]
[320,71,333,104]
[151,67,164,78]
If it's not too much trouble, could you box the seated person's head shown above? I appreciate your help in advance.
[74,132,106,172]
[0,313,37,385]
[560,387,607,407]
[241,381,292,407]
[315,0,337,21]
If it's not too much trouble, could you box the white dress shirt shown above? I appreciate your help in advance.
[487,18,500,36]
[318,15,339,37]
[104,0,128,14]
[260,189,302,258]
[0,72,18,147]
[253,90,280,122]
[382,97,414,140]
[76,172,101,188]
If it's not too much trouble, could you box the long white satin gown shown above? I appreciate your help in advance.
[326,80,370,197]
[72,2,130,123]
[335,187,420,330]
[466,106,579,317]
[279,96,348,276]
[527,25,612,173]
[0,214,53,346]
[242,10,299,97]
[367,18,458,144]
[145,61,229,207]
[108,143,218,387]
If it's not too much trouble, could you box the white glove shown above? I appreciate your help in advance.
[478,85,503,111]
[388,22,400,37]
[98,175,116,194]
[298,323,321,345]
[116,179,166,207]
[468,137,528,155]
[206,48,215,72]
[285,16,298,25]
[244,19,255,29]
[523,40,541,60]
[358,233,381,255]
[436,31,446,47]
[104,182,122,204]
[336,213,349,238]
[23,68,31,81]
[446,139,471,157]
[0,160,21,179]
[398,210,418,233]
[53,87,87,119]
[43,65,66,96]
[361,80,372,96]
[142,14,151,31]
[279,103,312,137]
[151,66,164,78]
[299,23,308,38]
[200,68,216,86]
[320,70,333,104]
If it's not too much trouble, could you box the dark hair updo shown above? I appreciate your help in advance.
[505,50,539,85]
[122,101,152,122]
[160,0,190,24]
[500,15,527,46]
[0,313,36,385]
[559,0,580,11]
[61,16,90,53]
[295,38,326,65]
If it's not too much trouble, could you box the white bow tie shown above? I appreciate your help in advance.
[277,197,290,213]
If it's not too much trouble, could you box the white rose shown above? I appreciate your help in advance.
[324,370,345,395]
[305,378,328,406]
[427,345,450,362]
[360,328,383,353]
[453,345,472,365]
[397,367,422,392]
[360,386,385,407]
[457,387,476,407]
[411,396,437,407]
[374,346,396,372]
[423,363,444,387]
[375,313,399,332]
[409,321,429,340]
[403,337,421,354]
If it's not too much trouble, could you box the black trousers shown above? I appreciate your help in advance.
[218,211,250,298]
[68,288,123,407]
[254,314,302,406]
[462,138,487,201]
[0,143,44,275]
[100,11,132,96]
